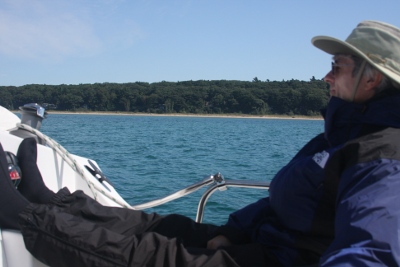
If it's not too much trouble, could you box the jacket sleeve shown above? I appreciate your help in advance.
[214,197,272,244]
[320,159,400,266]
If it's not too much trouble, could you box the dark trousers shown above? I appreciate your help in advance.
[18,188,282,267]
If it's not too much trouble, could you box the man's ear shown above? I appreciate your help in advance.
[366,72,383,91]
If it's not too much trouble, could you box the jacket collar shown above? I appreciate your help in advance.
[322,92,400,146]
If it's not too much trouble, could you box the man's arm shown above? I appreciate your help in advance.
[320,159,400,266]
[209,197,272,246]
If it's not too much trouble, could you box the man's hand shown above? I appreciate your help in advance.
[207,235,232,249]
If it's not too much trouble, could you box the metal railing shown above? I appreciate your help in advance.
[195,177,270,223]
[131,172,270,223]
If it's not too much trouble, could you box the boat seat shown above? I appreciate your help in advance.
[1,229,48,267]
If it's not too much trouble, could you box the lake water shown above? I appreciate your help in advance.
[41,114,324,225]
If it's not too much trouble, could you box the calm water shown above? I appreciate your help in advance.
[40,114,324,225]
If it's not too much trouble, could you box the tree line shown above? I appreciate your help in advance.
[0,77,329,116]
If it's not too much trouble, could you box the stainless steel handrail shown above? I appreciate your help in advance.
[131,174,218,210]
[130,172,269,224]
[195,179,270,223]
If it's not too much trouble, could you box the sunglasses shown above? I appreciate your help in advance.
[331,62,354,75]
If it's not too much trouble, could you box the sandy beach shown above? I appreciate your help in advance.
[46,111,323,120]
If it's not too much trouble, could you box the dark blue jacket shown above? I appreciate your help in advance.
[220,92,400,266]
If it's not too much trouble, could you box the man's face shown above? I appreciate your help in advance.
[325,56,355,101]
[324,55,375,103]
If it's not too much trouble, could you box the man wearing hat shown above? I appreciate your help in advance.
[0,20,400,266]
[208,20,400,266]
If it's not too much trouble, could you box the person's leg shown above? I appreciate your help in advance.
[130,232,239,267]
[0,143,30,230]
[18,189,239,267]
[12,142,276,266]
[13,137,162,235]
[152,214,218,247]
[17,138,55,204]
[16,138,219,245]
[49,188,166,236]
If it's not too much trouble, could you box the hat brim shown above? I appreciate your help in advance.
[312,35,400,86]
[312,35,368,60]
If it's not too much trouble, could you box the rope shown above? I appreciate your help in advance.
[16,123,132,209]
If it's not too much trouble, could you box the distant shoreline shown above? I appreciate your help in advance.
[45,111,323,120]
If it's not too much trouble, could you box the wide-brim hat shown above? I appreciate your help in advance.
[312,20,400,86]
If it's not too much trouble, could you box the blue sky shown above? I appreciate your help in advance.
[1,0,400,86]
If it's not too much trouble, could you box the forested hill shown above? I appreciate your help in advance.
[0,78,329,116]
